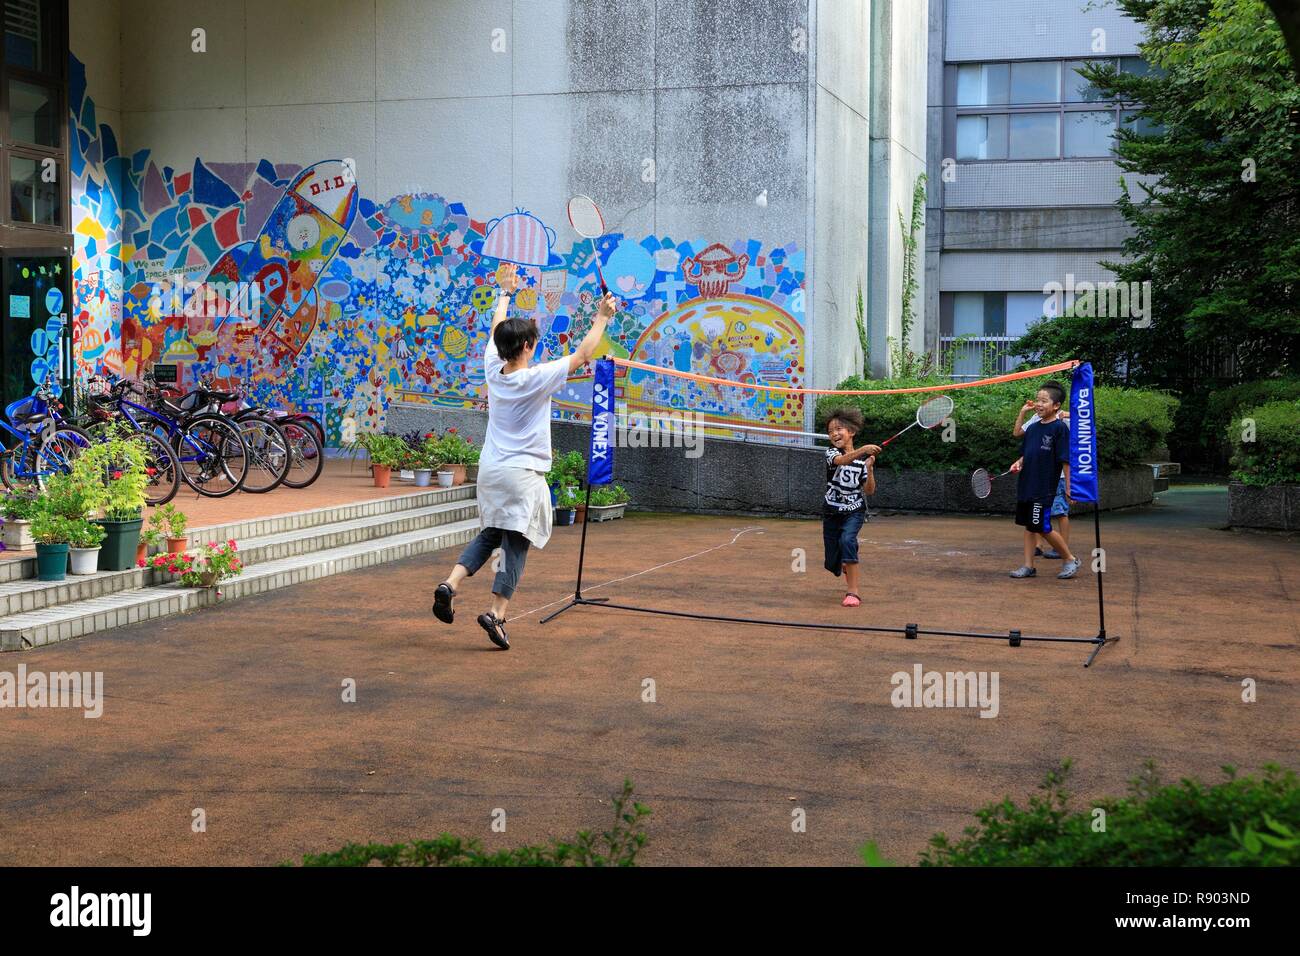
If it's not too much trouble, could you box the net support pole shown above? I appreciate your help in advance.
[1082,501,1112,667]
[538,483,609,625]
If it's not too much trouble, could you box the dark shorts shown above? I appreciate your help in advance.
[823,508,865,576]
[1015,499,1053,534]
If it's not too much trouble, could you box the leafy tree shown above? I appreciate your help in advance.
[1014,0,1300,388]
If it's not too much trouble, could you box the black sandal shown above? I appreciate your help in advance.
[432,582,456,624]
[477,612,509,650]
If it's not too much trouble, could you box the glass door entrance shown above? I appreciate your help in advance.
[1,253,70,406]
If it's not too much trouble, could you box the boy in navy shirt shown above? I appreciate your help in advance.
[1008,381,1080,579]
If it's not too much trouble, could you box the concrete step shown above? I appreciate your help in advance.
[183,482,477,546]
[0,517,482,651]
[0,497,479,617]
[208,499,478,566]
[0,484,477,585]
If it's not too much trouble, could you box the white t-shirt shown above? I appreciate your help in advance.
[479,334,570,472]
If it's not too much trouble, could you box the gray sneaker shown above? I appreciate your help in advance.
[1057,558,1081,579]
[1042,549,1062,559]
[1009,565,1037,578]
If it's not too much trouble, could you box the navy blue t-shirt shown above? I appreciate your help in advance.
[1017,417,1070,502]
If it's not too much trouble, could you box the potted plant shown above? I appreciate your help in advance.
[67,518,107,575]
[137,524,164,566]
[358,433,404,487]
[154,503,189,553]
[434,428,475,485]
[31,511,74,581]
[546,450,585,506]
[151,539,243,593]
[553,485,580,526]
[1,488,40,548]
[588,485,631,522]
[410,434,437,487]
[70,423,150,571]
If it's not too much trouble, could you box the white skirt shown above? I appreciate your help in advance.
[475,463,554,550]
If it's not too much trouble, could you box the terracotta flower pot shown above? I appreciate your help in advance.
[443,464,467,486]
[166,536,188,554]
[373,464,391,488]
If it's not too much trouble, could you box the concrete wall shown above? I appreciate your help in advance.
[945,0,1142,61]
[108,0,810,254]
[867,0,928,376]
[812,0,872,388]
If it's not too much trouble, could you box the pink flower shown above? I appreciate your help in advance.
[112,471,123,480]
[227,539,237,549]
[447,427,457,434]
[136,559,145,568]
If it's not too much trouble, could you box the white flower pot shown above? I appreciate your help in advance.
[2,519,34,549]
[436,470,454,487]
[588,503,628,522]
[69,547,102,575]
[414,469,433,487]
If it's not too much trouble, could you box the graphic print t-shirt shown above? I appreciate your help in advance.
[824,448,870,513]
[1017,417,1070,502]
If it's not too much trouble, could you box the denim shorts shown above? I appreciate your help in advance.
[1050,477,1069,517]
[823,508,865,576]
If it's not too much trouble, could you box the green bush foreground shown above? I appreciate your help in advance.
[863,761,1300,867]
[293,780,649,867]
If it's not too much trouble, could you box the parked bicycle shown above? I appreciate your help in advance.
[0,381,91,492]
[220,386,325,490]
[85,374,250,498]
[81,377,182,506]
[153,376,291,494]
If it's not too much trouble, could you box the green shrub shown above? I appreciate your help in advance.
[2,488,40,521]
[866,761,1300,867]
[1206,377,1300,440]
[294,780,649,867]
[815,377,1177,473]
[1230,400,1300,486]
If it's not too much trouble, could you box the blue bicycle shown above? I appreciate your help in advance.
[0,383,93,492]
[84,375,249,499]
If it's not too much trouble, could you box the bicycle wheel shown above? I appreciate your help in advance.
[136,431,181,506]
[176,414,249,498]
[35,426,92,488]
[233,416,290,494]
[280,419,325,489]
[0,440,39,492]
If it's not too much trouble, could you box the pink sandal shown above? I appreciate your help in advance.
[842,593,861,608]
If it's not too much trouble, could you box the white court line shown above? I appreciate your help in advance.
[507,526,766,623]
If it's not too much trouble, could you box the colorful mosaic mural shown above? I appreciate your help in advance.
[69,58,807,445]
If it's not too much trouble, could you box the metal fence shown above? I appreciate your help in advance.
[938,336,1025,380]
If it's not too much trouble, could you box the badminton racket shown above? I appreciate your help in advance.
[878,394,954,447]
[567,194,609,295]
[970,466,1014,500]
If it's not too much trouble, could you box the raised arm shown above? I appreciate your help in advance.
[567,292,618,374]
[1013,399,1034,437]
[491,265,521,334]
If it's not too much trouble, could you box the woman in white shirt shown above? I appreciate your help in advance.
[432,266,616,649]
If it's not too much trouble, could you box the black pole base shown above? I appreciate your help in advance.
[538,594,609,625]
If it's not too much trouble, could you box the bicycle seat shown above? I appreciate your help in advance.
[5,394,48,432]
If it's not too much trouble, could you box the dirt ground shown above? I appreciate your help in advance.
[1,489,1296,866]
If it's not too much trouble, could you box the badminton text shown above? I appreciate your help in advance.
[0,666,103,718]
[890,665,999,718]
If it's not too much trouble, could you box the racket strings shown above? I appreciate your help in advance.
[917,394,954,429]
[970,468,993,499]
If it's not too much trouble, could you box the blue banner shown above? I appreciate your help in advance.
[1069,362,1099,504]
[587,358,615,485]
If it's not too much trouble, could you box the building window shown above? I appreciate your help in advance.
[939,292,1055,380]
[951,56,1163,162]
[1,0,67,233]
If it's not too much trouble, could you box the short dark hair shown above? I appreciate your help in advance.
[825,405,865,435]
[1040,381,1066,406]
[494,318,539,362]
